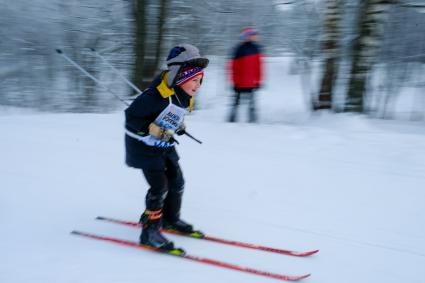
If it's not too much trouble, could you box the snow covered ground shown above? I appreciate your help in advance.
[2,58,425,283]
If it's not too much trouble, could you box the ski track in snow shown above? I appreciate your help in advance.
[2,56,425,282]
[1,111,425,283]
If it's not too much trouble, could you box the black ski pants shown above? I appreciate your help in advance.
[228,88,257,123]
[141,158,185,222]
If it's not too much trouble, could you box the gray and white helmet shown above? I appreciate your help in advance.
[166,44,209,87]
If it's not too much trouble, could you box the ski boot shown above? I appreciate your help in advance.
[163,218,205,238]
[163,218,194,233]
[139,210,174,250]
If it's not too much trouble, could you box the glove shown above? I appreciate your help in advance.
[148,123,175,142]
[175,123,186,136]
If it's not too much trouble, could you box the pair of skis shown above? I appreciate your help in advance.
[71,216,318,281]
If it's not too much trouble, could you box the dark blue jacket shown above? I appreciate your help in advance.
[124,72,191,170]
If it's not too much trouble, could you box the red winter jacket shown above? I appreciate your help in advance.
[229,41,263,89]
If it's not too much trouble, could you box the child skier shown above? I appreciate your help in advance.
[124,44,209,250]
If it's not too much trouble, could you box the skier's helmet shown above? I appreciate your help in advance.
[166,44,209,87]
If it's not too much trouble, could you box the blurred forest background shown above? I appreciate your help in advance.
[0,0,424,119]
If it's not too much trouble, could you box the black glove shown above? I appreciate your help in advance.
[175,123,186,136]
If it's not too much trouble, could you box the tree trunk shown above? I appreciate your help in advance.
[152,0,168,75]
[345,0,393,113]
[315,0,342,110]
[132,0,168,93]
[132,0,147,94]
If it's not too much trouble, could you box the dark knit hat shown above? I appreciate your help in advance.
[175,66,204,86]
[166,44,209,87]
[241,27,257,40]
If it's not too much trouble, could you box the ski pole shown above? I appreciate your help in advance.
[64,48,202,144]
[88,48,143,96]
[86,48,203,144]
[183,131,202,144]
[56,49,130,106]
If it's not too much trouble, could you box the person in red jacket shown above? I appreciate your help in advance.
[228,28,263,123]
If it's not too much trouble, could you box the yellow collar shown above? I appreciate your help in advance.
[156,72,194,112]
[156,72,175,98]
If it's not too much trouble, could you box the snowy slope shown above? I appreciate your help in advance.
[1,110,425,283]
[2,57,425,283]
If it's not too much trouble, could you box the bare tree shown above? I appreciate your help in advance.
[132,0,147,92]
[345,0,394,113]
[132,0,169,92]
[315,0,342,110]
[152,0,168,74]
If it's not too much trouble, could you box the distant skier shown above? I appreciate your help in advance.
[124,44,209,250]
[228,27,264,123]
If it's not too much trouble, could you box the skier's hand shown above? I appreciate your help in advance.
[149,123,175,142]
[175,123,186,136]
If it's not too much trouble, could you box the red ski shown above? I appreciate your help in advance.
[96,216,319,257]
[71,230,311,281]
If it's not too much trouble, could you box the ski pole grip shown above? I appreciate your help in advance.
[170,136,179,145]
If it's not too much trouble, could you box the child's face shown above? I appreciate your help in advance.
[180,74,203,97]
